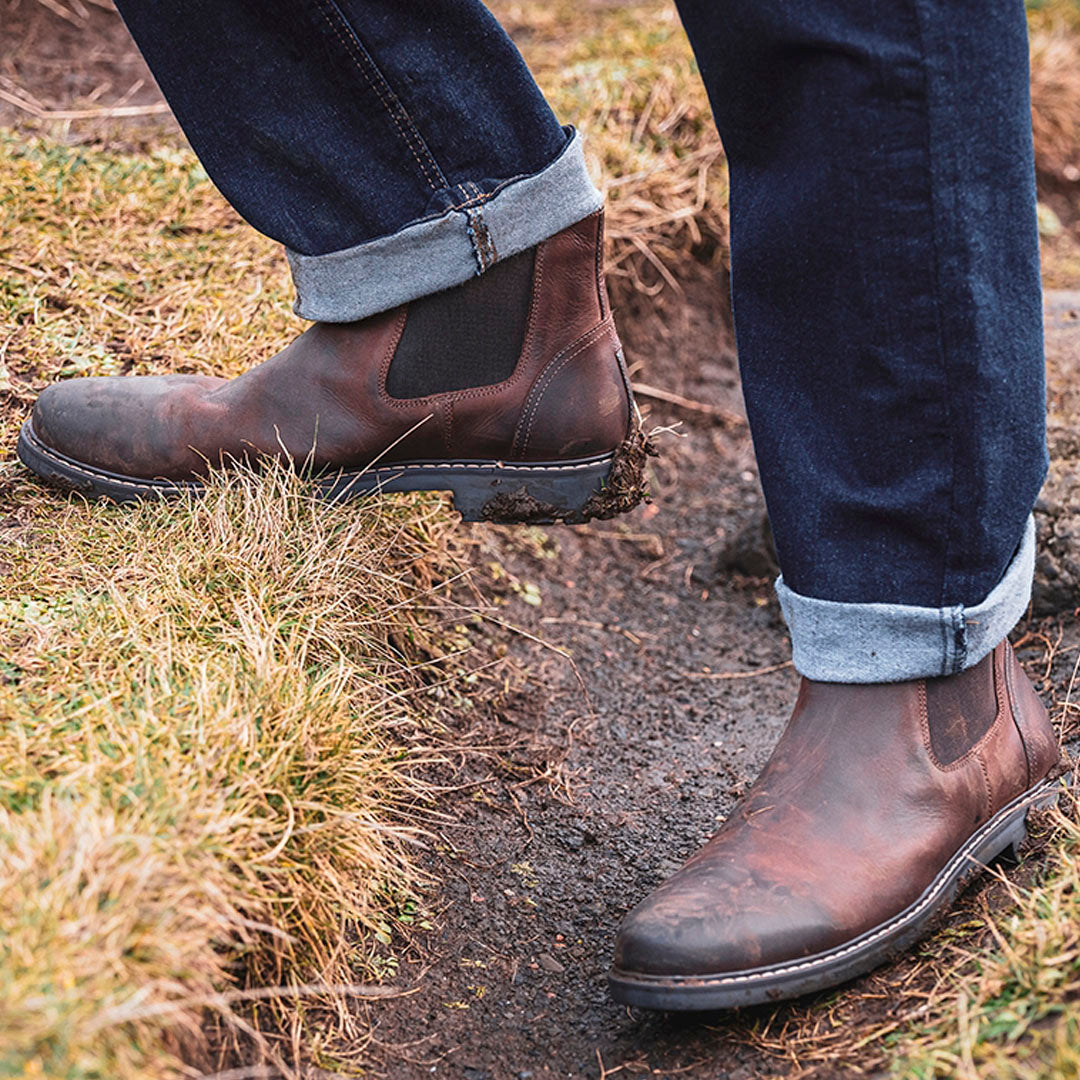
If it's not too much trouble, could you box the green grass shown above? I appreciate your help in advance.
[890,803,1080,1079]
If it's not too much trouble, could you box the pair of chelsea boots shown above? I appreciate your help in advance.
[17,212,1064,1011]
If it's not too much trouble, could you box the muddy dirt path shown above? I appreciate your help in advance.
[358,287,1080,1080]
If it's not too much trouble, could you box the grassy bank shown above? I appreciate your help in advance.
[0,138,467,1077]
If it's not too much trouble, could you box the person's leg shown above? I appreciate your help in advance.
[19,0,645,524]
[682,0,1046,682]
[113,0,598,319]
[610,0,1064,1009]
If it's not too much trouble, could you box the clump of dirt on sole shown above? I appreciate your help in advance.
[480,488,562,524]
[579,428,660,521]
[481,428,659,524]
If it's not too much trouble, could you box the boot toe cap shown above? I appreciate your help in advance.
[613,875,841,978]
[30,374,221,479]
[31,376,145,475]
[32,380,86,456]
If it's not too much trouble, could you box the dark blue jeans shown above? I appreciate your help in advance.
[113,0,1046,682]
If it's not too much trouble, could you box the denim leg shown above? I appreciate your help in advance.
[674,0,1047,681]
[112,0,602,320]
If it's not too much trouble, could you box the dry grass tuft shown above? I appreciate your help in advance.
[0,133,472,1077]
[1030,25,1080,183]
[495,0,1080,301]
[493,0,728,300]
[1,461,465,1077]
[890,794,1080,1079]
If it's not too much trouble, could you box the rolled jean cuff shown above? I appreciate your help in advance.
[776,515,1036,683]
[287,128,603,323]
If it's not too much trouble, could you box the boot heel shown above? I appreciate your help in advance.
[998,784,1061,863]
[317,435,654,522]
[457,431,655,524]
[997,823,1028,864]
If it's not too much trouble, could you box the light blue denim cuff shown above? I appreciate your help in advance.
[776,515,1036,683]
[287,129,603,323]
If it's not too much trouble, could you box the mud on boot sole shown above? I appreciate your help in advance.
[18,418,655,525]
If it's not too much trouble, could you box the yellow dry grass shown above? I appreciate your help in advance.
[0,136,471,1077]
[493,0,728,299]
[1030,26,1080,183]
[493,0,1080,297]
[890,798,1080,1079]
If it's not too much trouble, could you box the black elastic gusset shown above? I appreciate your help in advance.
[386,247,536,398]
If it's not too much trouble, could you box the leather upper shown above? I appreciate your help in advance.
[31,213,633,479]
[613,642,1061,977]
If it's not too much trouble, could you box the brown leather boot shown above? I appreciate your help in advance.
[609,641,1066,1010]
[18,212,647,523]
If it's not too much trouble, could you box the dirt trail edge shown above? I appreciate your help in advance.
[358,285,1080,1080]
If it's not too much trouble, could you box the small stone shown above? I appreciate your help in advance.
[537,953,565,974]
[712,510,778,581]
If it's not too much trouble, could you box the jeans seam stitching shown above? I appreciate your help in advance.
[451,184,490,211]
[312,0,446,193]
[451,193,490,211]
[465,207,497,274]
[952,606,967,673]
[464,183,496,271]
[910,0,960,611]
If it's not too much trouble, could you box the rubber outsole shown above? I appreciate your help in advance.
[16,418,617,524]
[608,777,1061,1012]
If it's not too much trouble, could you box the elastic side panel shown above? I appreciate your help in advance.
[924,652,998,765]
[386,247,536,398]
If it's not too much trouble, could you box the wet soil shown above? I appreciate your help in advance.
[354,281,1080,1080]
[1035,290,1080,612]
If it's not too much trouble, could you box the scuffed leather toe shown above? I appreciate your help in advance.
[613,864,839,977]
[31,379,87,456]
[31,374,225,479]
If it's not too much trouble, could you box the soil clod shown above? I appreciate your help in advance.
[480,428,659,524]
[579,428,659,522]
[480,488,562,524]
